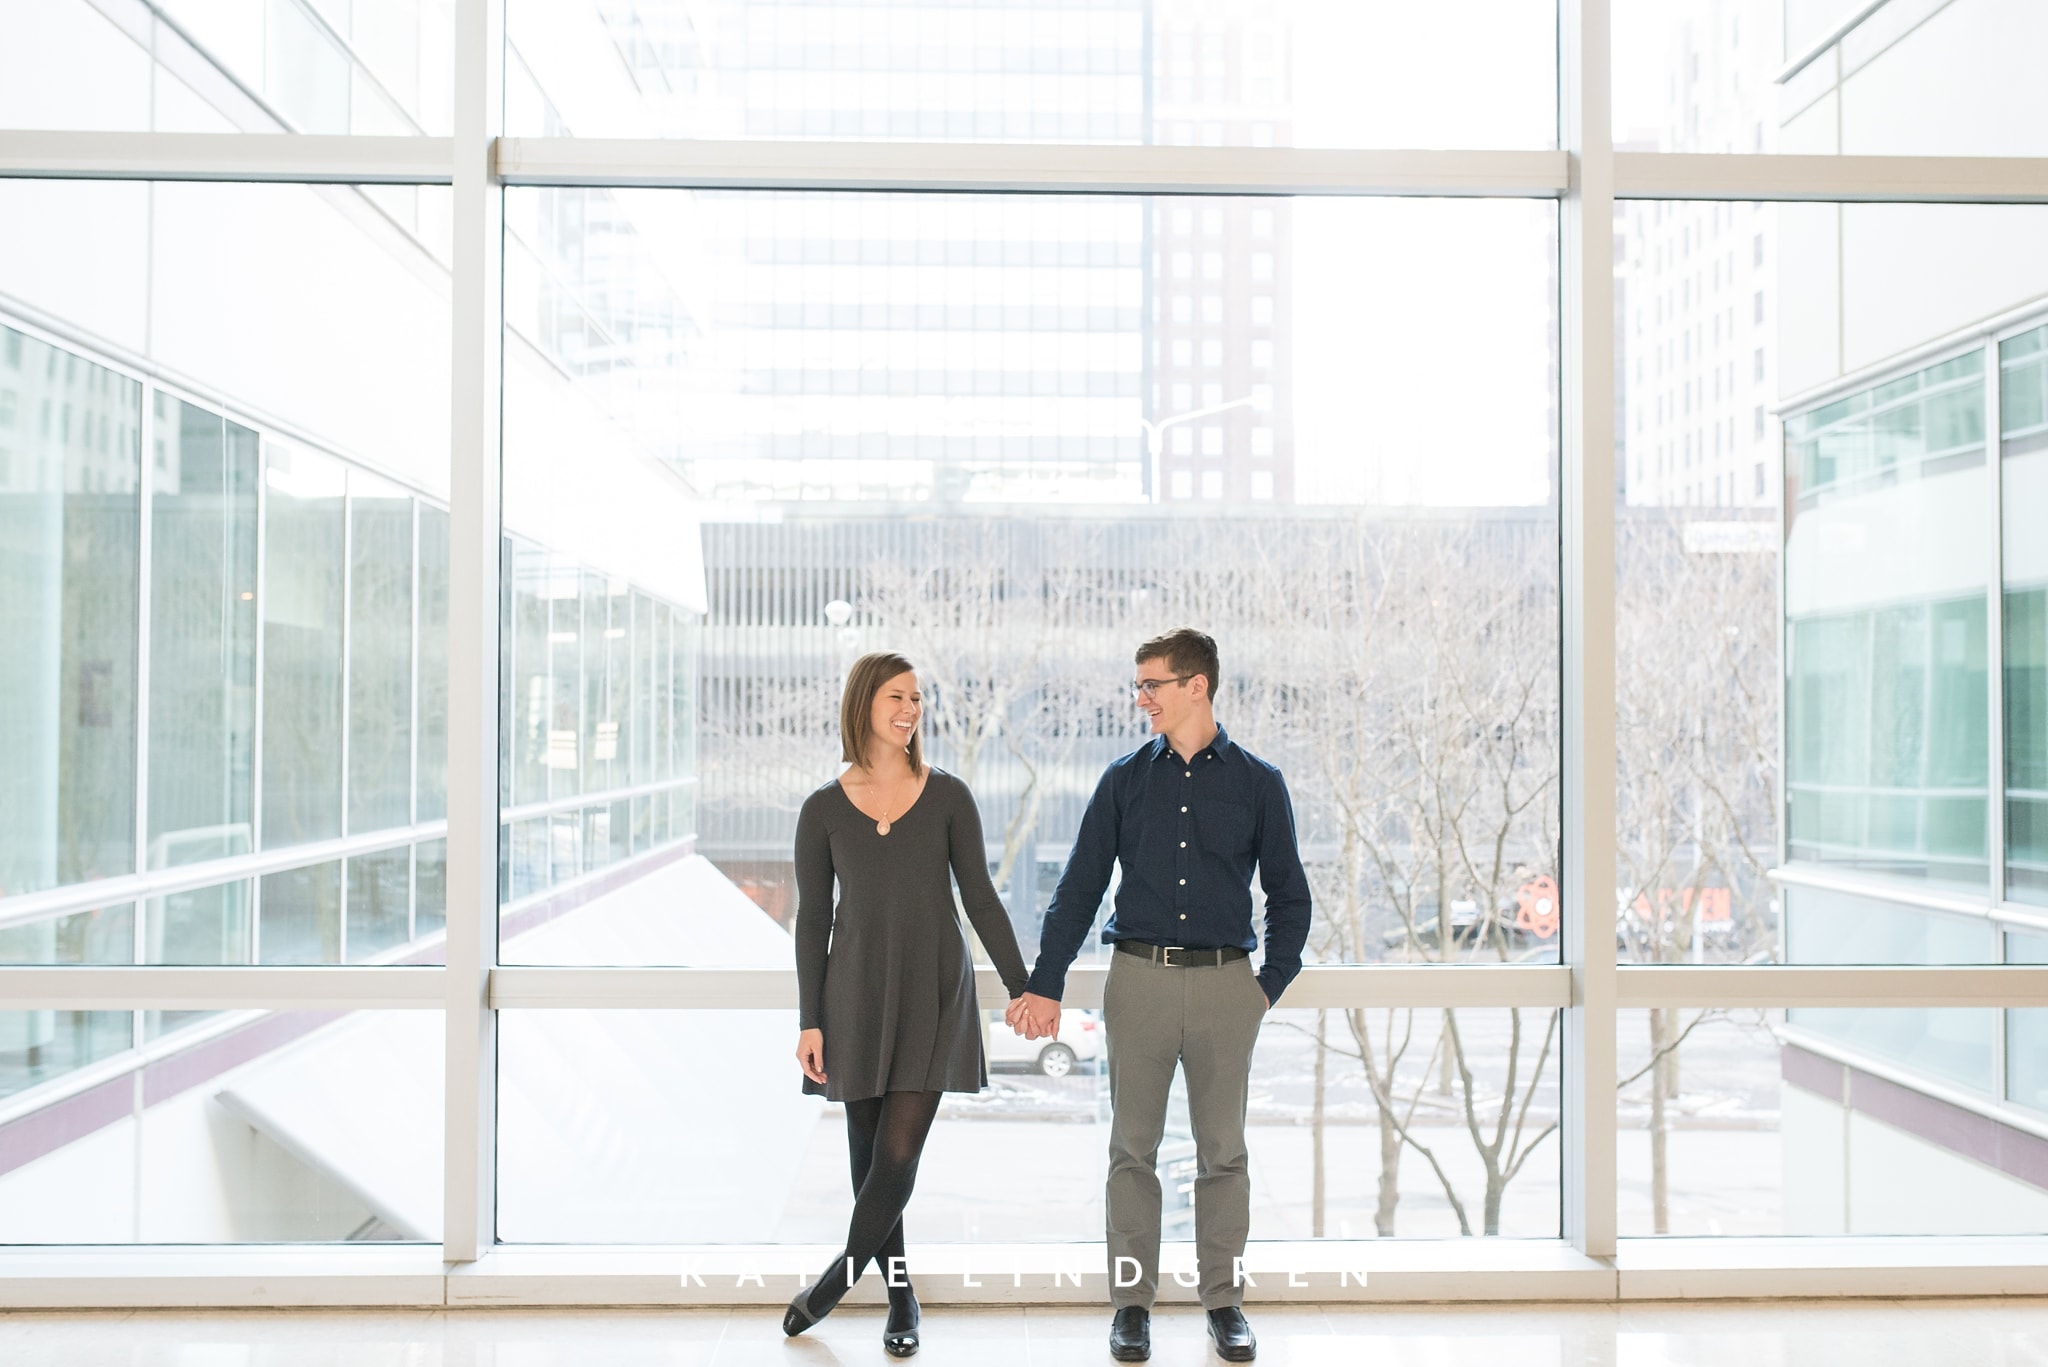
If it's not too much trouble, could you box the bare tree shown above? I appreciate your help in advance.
[1182,515,1562,1236]
[1614,511,1779,1231]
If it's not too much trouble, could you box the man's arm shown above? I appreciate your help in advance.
[1023,762,1122,1003]
[1253,767,1312,1006]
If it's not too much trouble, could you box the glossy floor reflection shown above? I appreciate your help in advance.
[4,1300,2048,1365]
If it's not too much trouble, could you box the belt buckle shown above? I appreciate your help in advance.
[1160,946,1184,968]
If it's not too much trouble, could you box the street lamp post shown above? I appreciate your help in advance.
[1139,394,1256,501]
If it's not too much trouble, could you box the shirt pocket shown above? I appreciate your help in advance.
[1196,799,1255,859]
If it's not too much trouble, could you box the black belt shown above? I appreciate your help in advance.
[1114,941,1249,968]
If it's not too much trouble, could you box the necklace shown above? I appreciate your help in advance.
[873,770,919,836]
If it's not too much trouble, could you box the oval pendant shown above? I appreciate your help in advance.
[876,819,891,836]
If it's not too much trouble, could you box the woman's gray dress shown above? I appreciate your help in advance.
[793,768,1029,1101]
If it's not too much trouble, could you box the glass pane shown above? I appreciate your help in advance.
[505,0,1556,150]
[1786,346,1991,889]
[509,190,1559,969]
[0,902,135,1103]
[0,0,450,137]
[1620,1007,2048,1236]
[1,177,451,968]
[261,444,347,850]
[346,846,412,962]
[2006,324,2048,905]
[1613,0,2048,157]
[148,395,260,873]
[146,878,253,966]
[498,1006,1557,1242]
[413,837,446,943]
[0,325,141,898]
[258,860,342,965]
[416,504,449,825]
[2007,931,2048,1112]
[347,473,414,835]
[0,1011,442,1243]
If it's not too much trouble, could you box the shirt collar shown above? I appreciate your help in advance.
[1147,723,1234,764]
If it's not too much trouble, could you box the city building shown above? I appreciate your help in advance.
[1618,0,1782,509]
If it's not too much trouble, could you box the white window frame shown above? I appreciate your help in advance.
[6,0,2048,1305]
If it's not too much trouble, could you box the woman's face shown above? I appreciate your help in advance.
[871,670,922,755]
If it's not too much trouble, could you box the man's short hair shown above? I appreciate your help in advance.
[1135,628,1220,700]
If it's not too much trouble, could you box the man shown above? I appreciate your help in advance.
[1008,628,1310,1364]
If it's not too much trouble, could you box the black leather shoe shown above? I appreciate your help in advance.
[883,1284,921,1357]
[781,1268,846,1337]
[1207,1306,1257,1362]
[1109,1305,1151,1361]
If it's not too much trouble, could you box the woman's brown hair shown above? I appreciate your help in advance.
[840,651,925,772]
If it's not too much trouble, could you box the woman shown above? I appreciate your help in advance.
[785,652,1031,1357]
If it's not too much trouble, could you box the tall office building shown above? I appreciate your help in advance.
[1618,0,1781,509]
[509,0,1295,505]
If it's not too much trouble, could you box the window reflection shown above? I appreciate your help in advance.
[0,326,141,898]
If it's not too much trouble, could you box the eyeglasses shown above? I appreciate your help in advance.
[1130,675,1193,699]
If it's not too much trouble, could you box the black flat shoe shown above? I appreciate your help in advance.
[1207,1305,1257,1362]
[781,1271,846,1337]
[883,1285,921,1357]
[1109,1305,1151,1362]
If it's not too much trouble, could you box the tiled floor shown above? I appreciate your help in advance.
[4,1300,2048,1365]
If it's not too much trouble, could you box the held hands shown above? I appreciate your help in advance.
[1006,991,1062,1041]
[795,1028,827,1085]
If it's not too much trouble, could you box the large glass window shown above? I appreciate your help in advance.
[0,1011,443,1243]
[508,190,1560,970]
[498,1006,1559,1242]
[12,0,2048,1281]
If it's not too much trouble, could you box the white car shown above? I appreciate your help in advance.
[986,1007,1104,1077]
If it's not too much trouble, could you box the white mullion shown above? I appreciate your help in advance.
[487,963,1578,1013]
[1988,348,2008,903]
[1561,0,1619,1263]
[1614,963,2048,1008]
[1615,153,2048,204]
[0,131,455,183]
[444,0,505,1268]
[496,139,1572,197]
[0,966,445,1011]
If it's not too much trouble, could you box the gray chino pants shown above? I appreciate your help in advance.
[1101,949,1267,1311]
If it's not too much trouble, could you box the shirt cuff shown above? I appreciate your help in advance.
[1023,966,1066,1001]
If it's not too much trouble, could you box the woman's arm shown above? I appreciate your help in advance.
[945,777,1030,999]
[792,793,835,1033]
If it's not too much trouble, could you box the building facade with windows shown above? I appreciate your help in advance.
[1772,0,2048,1233]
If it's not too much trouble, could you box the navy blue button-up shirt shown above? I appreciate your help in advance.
[1026,724,1312,1006]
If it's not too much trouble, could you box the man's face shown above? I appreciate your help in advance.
[1133,655,1204,734]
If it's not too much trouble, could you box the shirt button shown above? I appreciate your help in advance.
[1180,913,1188,920]
[1181,806,1188,813]
[1185,770,1191,777]
[1179,878,1186,886]
[1180,841,1186,848]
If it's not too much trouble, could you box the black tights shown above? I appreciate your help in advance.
[809,1089,941,1311]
